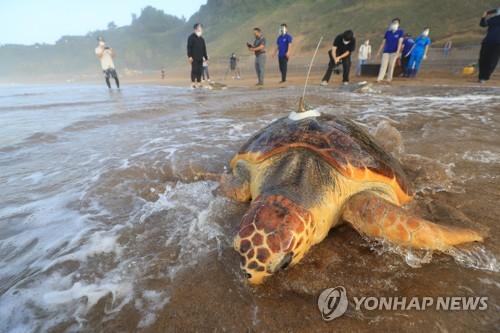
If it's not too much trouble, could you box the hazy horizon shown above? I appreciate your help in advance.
[0,0,207,46]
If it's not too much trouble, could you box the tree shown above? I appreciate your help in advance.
[133,6,184,33]
[107,21,117,30]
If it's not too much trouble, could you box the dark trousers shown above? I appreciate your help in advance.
[479,42,500,81]
[104,68,119,88]
[401,55,411,77]
[278,56,288,81]
[191,59,203,83]
[322,52,351,83]
[401,55,410,71]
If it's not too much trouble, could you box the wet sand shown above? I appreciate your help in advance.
[0,82,499,332]
[127,70,500,90]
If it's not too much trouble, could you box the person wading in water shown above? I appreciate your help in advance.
[95,37,120,89]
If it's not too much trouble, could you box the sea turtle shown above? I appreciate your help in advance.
[220,110,484,285]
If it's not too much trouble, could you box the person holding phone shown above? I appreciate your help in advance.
[94,37,120,89]
[248,27,267,86]
[273,23,293,83]
[478,8,500,83]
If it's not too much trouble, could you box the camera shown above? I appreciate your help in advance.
[486,8,500,15]
[246,42,253,48]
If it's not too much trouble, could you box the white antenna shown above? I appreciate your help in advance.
[298,36,323,112]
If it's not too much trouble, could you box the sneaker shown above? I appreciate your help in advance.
[320,81,328,86]
[279,80,286,84]
[478,79,486,84]
[342,82,349,85]
[256,82,263,86]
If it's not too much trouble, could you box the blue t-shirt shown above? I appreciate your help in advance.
[277,33,293,57]
[413,35,431,53]
[383,29,404,53]
[402,37,415,57]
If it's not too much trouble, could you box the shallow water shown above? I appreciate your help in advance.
[0,83,499,332]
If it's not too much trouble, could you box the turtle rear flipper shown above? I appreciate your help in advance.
[342,192,484,251]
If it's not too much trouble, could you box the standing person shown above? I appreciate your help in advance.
[376,18,404,83]
[405,28,431,78]
[161,68,165,80]
[94,38,120,89]
[228,53,241,79]
[248,27,266,86]
[273,23,293,83]
[187,23,208,88]
[356,39,371,76]
[321,30,356,86]
[443,40,453,57]
[478,8,500,83]
[400,33,415,77]
[202,59,210,82]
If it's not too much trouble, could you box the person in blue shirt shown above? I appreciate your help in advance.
[400,33,414,77]
[405,28,431,77]
[273,23,293,83]
[479,8,500,83]
[376,18,404,83]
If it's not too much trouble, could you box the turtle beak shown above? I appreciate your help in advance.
[243,267,270,285]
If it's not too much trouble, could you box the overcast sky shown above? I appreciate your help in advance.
[0,0,207,45]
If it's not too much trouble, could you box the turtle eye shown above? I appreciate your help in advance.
[275,252,293,271]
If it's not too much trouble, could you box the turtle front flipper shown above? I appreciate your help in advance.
[342,192,484,251]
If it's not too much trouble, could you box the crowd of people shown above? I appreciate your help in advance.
[94,8,500,89]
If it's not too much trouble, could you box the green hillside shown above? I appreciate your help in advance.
[0,0,497,78]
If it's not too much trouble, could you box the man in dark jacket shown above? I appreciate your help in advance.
[321,30,356,86]
[479,8,500,83]
[187,23,208,88]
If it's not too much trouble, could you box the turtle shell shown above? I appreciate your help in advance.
[231,114,412,204]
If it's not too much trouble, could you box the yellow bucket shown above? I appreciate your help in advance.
[462,66,475,75]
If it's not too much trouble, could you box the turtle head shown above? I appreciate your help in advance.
[233,195,315,285]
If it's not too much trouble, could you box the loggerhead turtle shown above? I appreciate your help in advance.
[220,109,484,285]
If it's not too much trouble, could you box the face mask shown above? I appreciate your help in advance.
[280,27,287,35]
[422,30,429,37]
[390,23,399,31]
[99,41,105,47]
[343,39,350,45]
[195,30,202,37]
[365,41,369,45]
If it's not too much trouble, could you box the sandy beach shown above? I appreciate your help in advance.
[110,67,500,91]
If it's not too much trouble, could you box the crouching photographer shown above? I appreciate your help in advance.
[321,30,356,86]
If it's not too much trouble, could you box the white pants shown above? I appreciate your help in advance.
[377,52,398,81]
